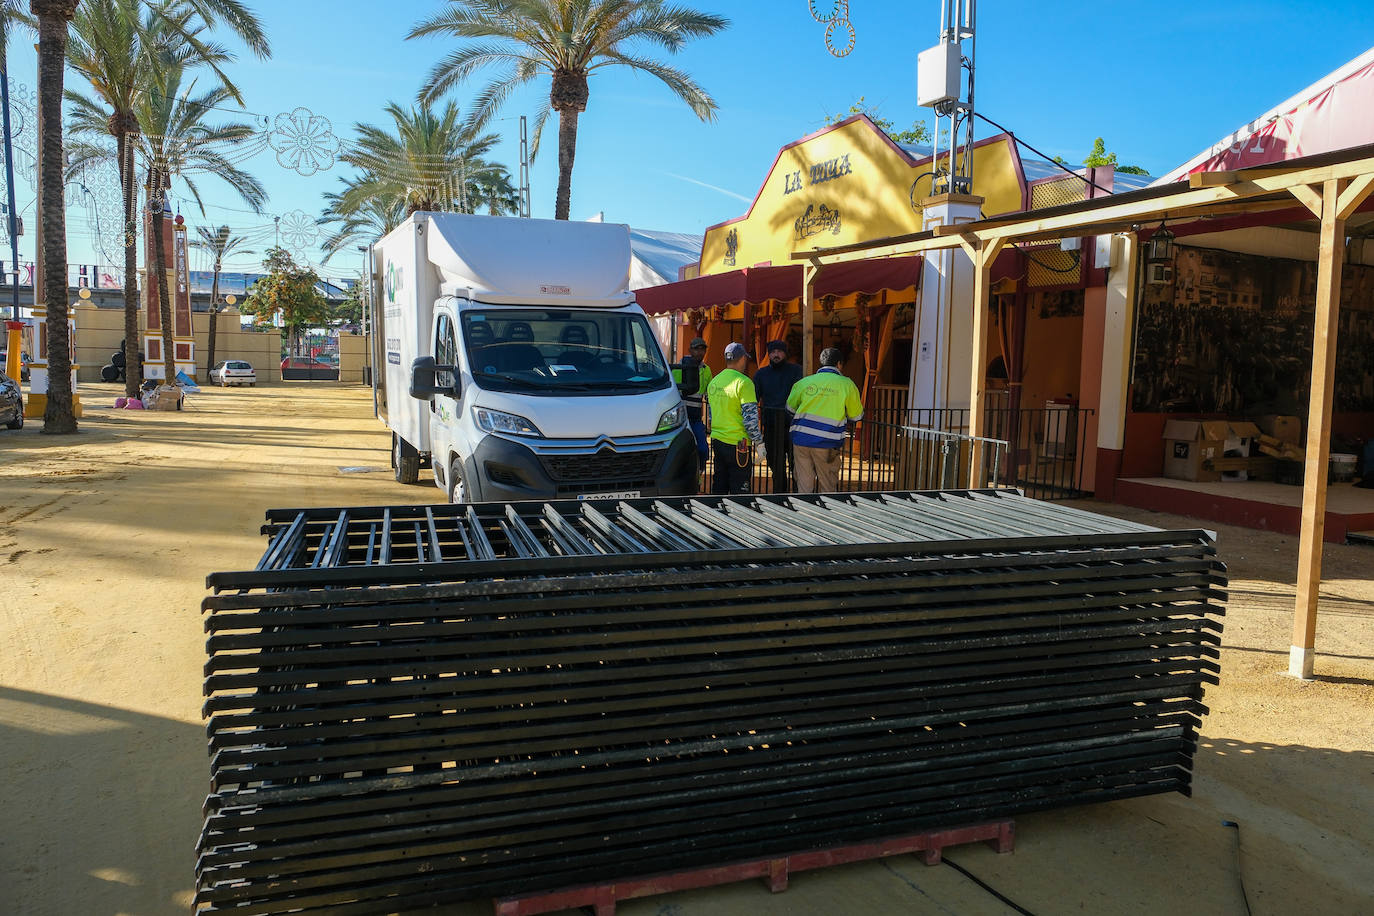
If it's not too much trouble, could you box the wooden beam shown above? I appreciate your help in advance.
[1009,196,1304,245]
[1336,172,1374,220]
[1188,170,1244,188]
[956,233,979,262]
[966,241,999,485]
[792,233,964,265]
[1290,179,1345,680]
[792,152,1374,269]
[802,263,817,375]
[1288,183,1324,219]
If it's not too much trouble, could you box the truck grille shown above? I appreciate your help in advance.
[542,448,663,482]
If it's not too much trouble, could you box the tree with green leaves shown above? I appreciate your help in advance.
[469,166,519,216]
[33,0,80,433]
[191,224,250,376]
[317,182,406,264]
[240,247,329,355]
[410,0,728,220]
[339,100,503,217]
[330,280,363,328]
[73,58,267,384]
[1082,137,1148,175]
[65,0,269,396]
[824,96,932,146]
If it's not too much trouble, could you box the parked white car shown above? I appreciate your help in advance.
[210,360,256,387]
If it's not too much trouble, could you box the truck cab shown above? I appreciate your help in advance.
[376,212,696,502]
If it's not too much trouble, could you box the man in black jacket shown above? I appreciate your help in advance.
[752,339,803,492]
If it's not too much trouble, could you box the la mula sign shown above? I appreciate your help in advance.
[783,152,855,195]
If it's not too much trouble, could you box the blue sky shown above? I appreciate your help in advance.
[7,1,1374,284]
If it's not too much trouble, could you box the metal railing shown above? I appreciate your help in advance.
[703,408,1009,495]
[700,402,1094,500]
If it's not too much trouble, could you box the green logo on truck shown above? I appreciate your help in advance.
[386,261,403,304]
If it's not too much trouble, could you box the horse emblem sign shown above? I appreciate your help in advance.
[795,204,842,241]
[724,227,738,266]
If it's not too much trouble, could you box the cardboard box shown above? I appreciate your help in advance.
[1223,420,1260,456]
[1257,415,1302,444]
[1162,419,1230,482]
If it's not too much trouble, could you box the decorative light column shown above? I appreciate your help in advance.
[143,204,196,380]
[24,292,81,418]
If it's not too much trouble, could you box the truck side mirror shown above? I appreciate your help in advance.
[673,361,699,397]
[409,356,461,400]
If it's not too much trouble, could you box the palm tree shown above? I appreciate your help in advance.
[317,180,405,264]
[66,0,267,397]
[68,60,265,384]
[32,0,80,433]
[469,163,519,216]
[409,0,728,220]
[191,224,250,375]
[137,67,264,384]
[340,100,502,217]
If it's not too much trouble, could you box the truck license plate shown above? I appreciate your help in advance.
[579,490,640,500]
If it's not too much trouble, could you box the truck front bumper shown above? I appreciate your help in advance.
[463,427,698,503]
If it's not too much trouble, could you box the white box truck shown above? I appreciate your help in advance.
[373,212,698,502]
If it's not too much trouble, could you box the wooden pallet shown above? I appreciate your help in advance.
[493,821,1015,916]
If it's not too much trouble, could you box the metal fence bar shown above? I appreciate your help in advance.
[196,491,1225,914]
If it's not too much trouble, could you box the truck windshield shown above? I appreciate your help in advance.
[461,309,672,395]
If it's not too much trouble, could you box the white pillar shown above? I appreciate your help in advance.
[911,194,983,427]
[1097,234,1139,453]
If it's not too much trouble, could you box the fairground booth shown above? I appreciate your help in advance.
[636,113,1153,498]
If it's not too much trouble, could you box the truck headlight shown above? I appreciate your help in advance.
[475,407,544,438]
[657,404,686,432]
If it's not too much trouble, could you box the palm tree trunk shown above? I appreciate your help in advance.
[554,107,580,221]
[207,258,219,374]
[149,182,175,383]
[117,126,140,396]
[35,0,79,433]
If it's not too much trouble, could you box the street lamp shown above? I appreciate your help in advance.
[358,244,378,415]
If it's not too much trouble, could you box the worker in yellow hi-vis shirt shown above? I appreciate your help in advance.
[704,341,764,494]
[787,347,863,493]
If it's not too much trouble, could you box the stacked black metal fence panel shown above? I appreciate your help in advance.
[196,490,1225,915]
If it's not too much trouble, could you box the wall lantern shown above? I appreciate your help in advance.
[1146,225,1175,264]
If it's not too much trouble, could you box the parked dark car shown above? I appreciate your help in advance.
[0,368,23,429]
[0,349,30,382]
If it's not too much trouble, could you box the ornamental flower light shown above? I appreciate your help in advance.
[268,107,342,177]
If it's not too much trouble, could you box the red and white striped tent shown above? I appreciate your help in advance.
[1157,45,1374,183]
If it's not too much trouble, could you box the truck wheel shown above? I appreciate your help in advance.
[448,457,467,504]
[393,434,420,484]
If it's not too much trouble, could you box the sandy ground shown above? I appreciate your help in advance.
[0,382,1370,916]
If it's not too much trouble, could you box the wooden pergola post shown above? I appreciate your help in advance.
[802,262,817,374]
[1288,175,1374,679]
[964,236,1006,486]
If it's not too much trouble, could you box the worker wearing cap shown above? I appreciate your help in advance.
[704,341,765,494]
[673,337,712,474]
[753,339,803,492]
[787,347,862,493]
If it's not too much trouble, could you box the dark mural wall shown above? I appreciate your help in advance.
[1132,245,1374,414]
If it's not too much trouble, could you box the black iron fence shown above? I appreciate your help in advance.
[700,403,1094,500]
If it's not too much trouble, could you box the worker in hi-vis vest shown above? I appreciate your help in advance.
[672,336,712,475]
[704,341,764,494]
[786,347,863,493]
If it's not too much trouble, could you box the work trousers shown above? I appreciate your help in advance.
[760,408,793,492]
[710,439,753,494]
[793,444,842,493]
